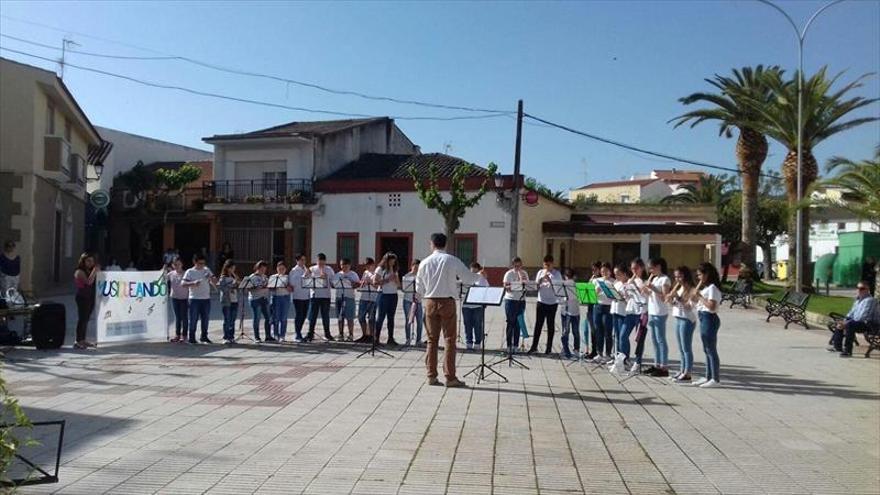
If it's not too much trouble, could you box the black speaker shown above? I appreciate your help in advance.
[32,302,66,350]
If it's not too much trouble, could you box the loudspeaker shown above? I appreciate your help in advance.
[32,302,66,350]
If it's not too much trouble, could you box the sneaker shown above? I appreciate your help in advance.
[826,346,841,353]
[629,362,640,374]
[387,338,399,347]
[294,336,304,343]
[839,352,852,358]
[338,333,345,341]
[324,335,335,342]
[264,337,277,343]
[445,378,468,388]
[405,339,412,347]
[200,337,213,344]
[466,343,474,351]
[674,374,692,383]
[427,378,442,386]
[563,352,573,359]
[642,366,657,375]
[222,339,232,345]
[699,379,720,388]
[170,336,181,343]
[188,339,197,344]
[693,377,709,386]
[254,338,262,344]
[585,352,597,360]
[73,341,88,350]
[651,368,669,378]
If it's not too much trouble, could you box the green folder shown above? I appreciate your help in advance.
[575,282,598,304]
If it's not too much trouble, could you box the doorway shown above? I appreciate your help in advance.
[377,233,412,277]
[175,223,211,267]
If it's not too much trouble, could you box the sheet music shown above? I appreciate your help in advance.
[464,287,505,306]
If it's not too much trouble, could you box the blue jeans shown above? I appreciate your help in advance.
[561,313,581,356]
[171,298,189,338]
[675,317,695,374]
[584,304,595,354]
[462,306,485,346]
[375,293,398,342]
[222,304,238,341]
[250,297,270,340]
[593,304,613,355]
[403,299,423,343]
[699,311,721,381]
[616,313,639,358]
[272,295,291,339]
[504,299,524,348]
[188,298,210,341]
[648,314,669,367]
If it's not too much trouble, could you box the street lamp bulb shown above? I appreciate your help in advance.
[494,174,504,189]
[94,163,104,179]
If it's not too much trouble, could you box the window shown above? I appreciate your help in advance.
[388,193,402,208]
[454,234,478,267]
[64,120,72,142]
[337,233,359,265]
[263,171,287,197]
[46,101,55,135]
[620,194,630,203]
[837,222,846,231]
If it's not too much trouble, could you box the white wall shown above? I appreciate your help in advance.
[311,191,512,267]
[756,219,879,263]
[640,180,674,202]
[215,141,313,182]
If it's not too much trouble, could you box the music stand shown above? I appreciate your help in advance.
[235,276,256,343]
[332,275,354,338]
[457,282,471,344]
[560,279,585,367]
[401,278,419,347]
[355,283,390,358]
[489,281,533,369]
[462,286,507,383]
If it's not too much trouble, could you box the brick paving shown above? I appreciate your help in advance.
[3,303,879,495]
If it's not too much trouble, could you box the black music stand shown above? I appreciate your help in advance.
[463,286,507,383]
[401,278,419,347]
[457,282,471,344]
[332,275,355,340]
[235,275,256,343]
[489,280,533,369]
[355,283,390,358]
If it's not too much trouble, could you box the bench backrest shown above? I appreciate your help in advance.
[732,279,746,291]
[788,292,810,308]
[777,290,792,303]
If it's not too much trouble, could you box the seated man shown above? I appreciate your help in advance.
[829,281,879,357]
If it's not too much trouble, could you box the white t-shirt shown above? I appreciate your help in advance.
[359,269,378,302]
[463,274,489,308]
[248,273,269,300]
[374,267,399,295]
[183,267,213,300]
[623,281,644,315]
[647,275,671,316]
[611,280,627,315]
[334,270,360,299]
[289,265,310,301]
[671,287,697,322]
[268,273,290,297]
[535,269,562,305]
[503,269,529,301]
[593,277,613,306]
[166,270,189,300]
[309,265,335,299]
[696,284,722,313]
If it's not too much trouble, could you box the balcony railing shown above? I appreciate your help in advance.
[202,179,315,205]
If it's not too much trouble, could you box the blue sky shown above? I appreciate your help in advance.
[1,1,878,192]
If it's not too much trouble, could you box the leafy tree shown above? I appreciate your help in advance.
[525,177,568,202]
[661,174,735,205]
[408,161,498,242]
[813,146,880,229]
[1,371,33,485]
[671,65,782,271]
[572,193,599,209]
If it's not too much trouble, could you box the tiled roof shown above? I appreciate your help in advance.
[652,169,704,182]
[204,118,389,141]
[324,153,489,180]
[574,178,660,190]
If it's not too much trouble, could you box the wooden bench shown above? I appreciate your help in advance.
[827,311,880,358]
[765,291,810,329]
[722,279,752,309]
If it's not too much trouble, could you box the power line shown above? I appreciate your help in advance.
[0,26,513,115]
[0,47,511,122]
[524,112,772,178]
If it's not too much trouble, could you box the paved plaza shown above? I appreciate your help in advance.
[3,303,879,495]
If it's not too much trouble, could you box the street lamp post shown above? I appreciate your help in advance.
[757,0,845,292]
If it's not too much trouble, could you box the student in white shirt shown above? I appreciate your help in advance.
[591,262,615,362]
[461,262,489,351]
[356,257,378,343]
[306,253,336,341]
[666,265,697,383]
[401,260,423,347]
[628,258,649,372]
[165,258,189,342]
[248,260,274,343]
[610,264,630,362]
[181,253,217,344]
[502,257,529,354]
[334,258,360,342]
[528,255,562,355]
[560,268,581,359]
[268,260,291,341]
[583,261,601,359]
[217,259,240,344]
[642,258,672,376]
[373,252,401,346]
[692,262,723,388]
[289,254,310,342]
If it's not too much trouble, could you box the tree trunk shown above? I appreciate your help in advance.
[444,216,458,254]
[760,243,773,280]
[736,127,768,272]
[782,148,819,291]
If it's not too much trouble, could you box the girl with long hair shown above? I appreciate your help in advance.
[73,252,100,349]
[692,262,722,388]
[591,262,615,362]
[373,252,400,345]
[666,266,697,383]
[627,258,649,373]
[218,259,240,344]
[268,260,291,341]
[608,263,632,372]
[248,260,274,343]
[165,258,189,343]
[643,258,672,377]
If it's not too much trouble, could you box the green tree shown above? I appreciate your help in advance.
[572,193,598,209]
[813,146,880,229]
[661,174,735,205]
[671,65,782,272]
[741,67,878,288]
[408,161,498,242]
[1,371,33,485]
[524,177,568,202]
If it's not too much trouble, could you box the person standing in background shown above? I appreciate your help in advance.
[583,262,601,359]
[667,266,697,383]
[306,253,335,342]
[356,257,378,343]
[692,262,723,388]
[401,260,423,347]
[373,252,401,346]
[0,241,21,295]
[862,257,877,298]
[643,258,671,377]
[182,253,216,344]
[461,262,488,351]
[218,242,234,272]
[165,258,189,343]
[592,262,616,362]
[560,268,581,359]
[248,260,273,343]
[268,260,291,342]
[218,260,240,345]
[334,258,360,341]
[528,255,561,355]
[73,252,99,349]
[502,257,529,355]
[289,254,310,343]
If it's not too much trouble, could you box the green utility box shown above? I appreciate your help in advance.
[814,253,836,285]
[833,231,880,287]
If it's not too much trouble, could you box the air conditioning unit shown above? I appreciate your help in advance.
[44,135,71,174]
[121,190,142,209]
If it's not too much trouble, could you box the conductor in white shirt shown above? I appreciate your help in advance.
[416,233,479,387]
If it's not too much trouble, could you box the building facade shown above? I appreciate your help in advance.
[569,169,705,203]
[0,58,109,294]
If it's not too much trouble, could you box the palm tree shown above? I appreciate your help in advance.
[661,174,734,205]
[741,67,878,288]
[814,146,880,229]
[670,66,782,273]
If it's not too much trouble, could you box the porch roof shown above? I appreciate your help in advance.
[543,220,721,235]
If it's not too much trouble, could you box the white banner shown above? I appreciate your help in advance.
[96,270,169,343]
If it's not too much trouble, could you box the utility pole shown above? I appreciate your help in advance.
[60,38,80,80]
[510,99,523,262]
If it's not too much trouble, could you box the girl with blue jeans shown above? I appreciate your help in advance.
[592,262,615,361]
[643,258,672,377]
[694,262,722,388]
[248,260,274,343]
[560,269,581,358]
[268,261,291,341]
[612,264,636,364]
[373,252,400,345]
[218,260,239,343]
[668,266,697,383]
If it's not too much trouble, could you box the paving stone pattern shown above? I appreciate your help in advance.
[4,304,879,495]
